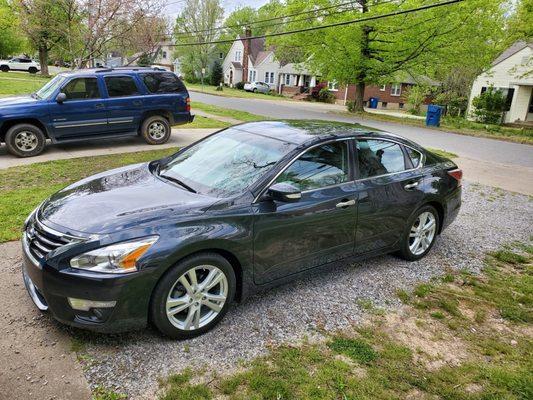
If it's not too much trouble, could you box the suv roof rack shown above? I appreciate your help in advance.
[93,66,164,73]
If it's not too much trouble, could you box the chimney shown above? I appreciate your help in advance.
[242,27,251,82]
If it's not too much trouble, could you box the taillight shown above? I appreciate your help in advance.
[185,97,191,112]
[447,169,462,186]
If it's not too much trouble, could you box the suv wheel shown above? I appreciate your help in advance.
[150,253,236,339]
[28,67,38,74]
[141,116,171,145]
[398,205,439,261]
[5,124,46,157]
[0,65,9,72]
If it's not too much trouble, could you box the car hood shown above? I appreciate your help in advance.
[0,95,40,108]
[39,163,220,235]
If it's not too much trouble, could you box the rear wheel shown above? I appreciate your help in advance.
[150,253,236,339]
[5,124,46,157]
[0,65,9,72]
[140,115,171,145]
[28,67,38,74]
[397,205,439,261]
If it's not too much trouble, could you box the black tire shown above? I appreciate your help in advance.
[150,253,236,339]
[28,67,38,74]
[252,88,257,93]
[140,115,171,145]
[5,123,46,157]
[397,205,440,261]
[0,65,9,72]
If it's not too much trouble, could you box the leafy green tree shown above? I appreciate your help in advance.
[210,60,223,85]
[405,84,431,115]
[270,0,507,112]
[471,86,506,124]
[137,52,152,67]
[217,6,258,54]
[507,0,532,42]
[0,0,24,58]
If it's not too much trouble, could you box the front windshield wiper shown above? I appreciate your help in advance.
[159,173,197,193]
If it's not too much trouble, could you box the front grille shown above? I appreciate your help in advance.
[25,216,81,260]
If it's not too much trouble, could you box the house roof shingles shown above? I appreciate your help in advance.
[492,40,533,66]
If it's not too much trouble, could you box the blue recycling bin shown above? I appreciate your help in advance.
[426,105,443,127]
[369,97,379,109]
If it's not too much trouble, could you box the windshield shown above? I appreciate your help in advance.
[159,128,297,197]
[35,75,67,99]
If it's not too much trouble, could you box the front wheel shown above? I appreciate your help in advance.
[150,253,236,339]
[140,116,171,145]
[398,205,439,261]
[5,123,46,157]
[0,65,9,72]
[28,67,38,74]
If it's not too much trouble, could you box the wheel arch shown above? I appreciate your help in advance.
[424,200,445,234]
[0,118,49,142]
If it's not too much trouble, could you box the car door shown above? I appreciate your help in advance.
[49,76,108,139]
[253,139,358,285]
[353,138,426,254]
[9,58,23,71]
[103,75,144,133]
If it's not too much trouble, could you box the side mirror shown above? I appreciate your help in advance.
[56,93,67,103]
[267,182,301,203]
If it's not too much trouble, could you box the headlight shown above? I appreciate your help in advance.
[70,236,158,274]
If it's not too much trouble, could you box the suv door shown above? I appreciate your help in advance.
[253,140,357,285]
[49,77,108,139]
[353,138,426,254]
[103,75,144,133]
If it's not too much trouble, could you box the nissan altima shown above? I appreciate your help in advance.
[21,120,462,338]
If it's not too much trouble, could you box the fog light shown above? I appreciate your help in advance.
[68,297,116,311]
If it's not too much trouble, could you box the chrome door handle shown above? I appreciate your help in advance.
[336,199,356,208]
[404,181,419,190]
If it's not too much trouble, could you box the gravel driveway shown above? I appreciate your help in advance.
[3,183,532,399]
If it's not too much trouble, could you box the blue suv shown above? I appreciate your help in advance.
[0,68,193,157]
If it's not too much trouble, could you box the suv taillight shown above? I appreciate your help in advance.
[186,97,191,112]
[447,169,462,186]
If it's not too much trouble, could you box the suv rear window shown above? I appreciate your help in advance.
[140,72,186,94]
[104,76,139,97]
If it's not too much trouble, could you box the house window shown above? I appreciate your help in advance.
[381,101,388,108]
[162,51,167,59]
[391,83,401,96]
[265,72,274,84]
[328,80,338,91]
[249,70,256,82]
[399,103,404,109]
[219,52,223,59]
[285,74,291,85]
[380,85,386,91]
[234,51,242,62]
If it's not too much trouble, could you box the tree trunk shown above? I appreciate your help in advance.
[352,0,370,113]
[38,47,49,76]
[354,81,366,112]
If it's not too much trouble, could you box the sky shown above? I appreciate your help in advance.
[163,0,270,19]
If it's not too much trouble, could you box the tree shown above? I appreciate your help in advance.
[270,0,507,112]
[0,0,24,58]
[507,0,533,42]
[471,86,506,124]
[17,0,74,75]
[174,0,224,80]
[210,60,223,85]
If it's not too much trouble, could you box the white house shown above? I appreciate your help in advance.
[222,32,317,95]
[468,41,533,124]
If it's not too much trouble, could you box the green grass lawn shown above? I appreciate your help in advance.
[186,82,288,101]
[188,115,229,128]
[0,71,51,96]
[192,101,268,122]
[159,242,533,399]
[0,148,179,243]
[342,111,533,145]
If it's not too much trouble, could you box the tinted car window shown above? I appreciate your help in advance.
[405,147,422,168]
[104,76,139,97]
[140,72,186,93]
[276,141,349,191]
[356,139,406,179]
[62,78,100,100]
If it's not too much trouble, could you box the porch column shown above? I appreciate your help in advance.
[507,85,532,123]
[298,74,304,87]
[310,76,316,88]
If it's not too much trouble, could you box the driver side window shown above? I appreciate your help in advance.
[62,78,101,100]
[275,141,349,191]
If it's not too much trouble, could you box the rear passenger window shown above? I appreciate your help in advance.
[62,78,100,100]
[140,72,186,93]
[405,147,422,168]
[104,76,139,97]
[356,139,406,179]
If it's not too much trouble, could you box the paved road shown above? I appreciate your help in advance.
[191,92,533,168]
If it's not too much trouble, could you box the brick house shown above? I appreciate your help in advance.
[329,72,439,110]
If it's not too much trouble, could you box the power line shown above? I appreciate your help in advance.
[167,0,465,47]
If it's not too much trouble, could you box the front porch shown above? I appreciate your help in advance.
[505,83,533,123]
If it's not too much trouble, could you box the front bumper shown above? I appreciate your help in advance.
[21,234,149,333]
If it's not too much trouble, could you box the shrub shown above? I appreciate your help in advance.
[318,88,335,103]
[210,60,223,86]
[235,81,245,90]
[405,84,430,115]
[346,100,356,113]
[471,86,506,124]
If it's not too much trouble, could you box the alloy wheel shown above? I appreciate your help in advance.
[14,131,38,152]
[166,265,228,331]
[408,211,436,256]
[148,122,167,140]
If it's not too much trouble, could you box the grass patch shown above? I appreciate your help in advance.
[188,115,229,128]
[192,101,267,122]
[159,369,211,400]
[427,147,458,159]
[92,386,127,400]
[0,71,51,96]
[186,82,288,100]
[0,147,178,242]
[159,241,533,399]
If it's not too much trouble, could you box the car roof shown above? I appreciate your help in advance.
[230,120,423,150]
[59,67,170,76]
